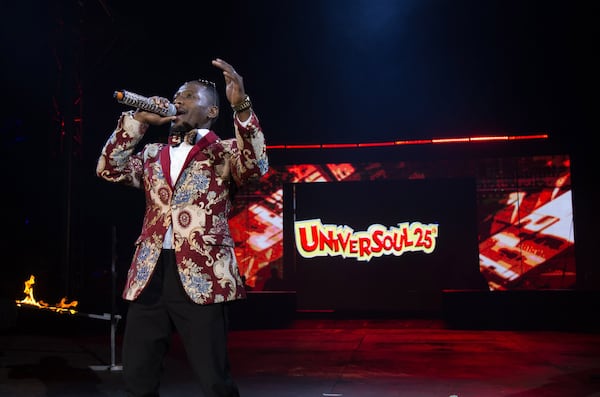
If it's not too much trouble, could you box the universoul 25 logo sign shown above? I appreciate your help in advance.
[294,219,439,262]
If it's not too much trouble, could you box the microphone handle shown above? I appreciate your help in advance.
[113,90,176,117]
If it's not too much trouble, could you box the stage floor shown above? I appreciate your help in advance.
[1,314,600,397]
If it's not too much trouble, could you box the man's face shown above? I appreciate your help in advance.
[170,82,215,132]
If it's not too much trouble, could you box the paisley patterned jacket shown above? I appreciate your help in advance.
[96,110,268,304]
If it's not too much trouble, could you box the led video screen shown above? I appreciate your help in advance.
[285,178,484,312]
[227,154,575,297]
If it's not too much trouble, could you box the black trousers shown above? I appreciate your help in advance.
[122,249,240,397]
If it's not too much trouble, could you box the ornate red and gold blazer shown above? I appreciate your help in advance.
[96,111,268,304]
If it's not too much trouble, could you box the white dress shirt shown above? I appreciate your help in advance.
[163,129,209,249]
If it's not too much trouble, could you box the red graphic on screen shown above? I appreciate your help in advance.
[229,155,574,291]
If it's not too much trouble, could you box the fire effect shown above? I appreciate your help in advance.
[15,275,78,314]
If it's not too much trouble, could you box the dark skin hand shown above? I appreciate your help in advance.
[212,58,251,122]
[133,58,250,125]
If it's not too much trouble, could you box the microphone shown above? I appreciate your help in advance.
[113,90,176,117]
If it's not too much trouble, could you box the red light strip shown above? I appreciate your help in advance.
[395,139,432,145]
[469,135,509,142]
[432,137,470,144]
[509,134,548,140]
[321,143,359,148]
[285,144,322,149]
[357,141,396,147]
[266,133,548,150]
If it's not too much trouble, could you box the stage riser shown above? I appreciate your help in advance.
[442,290,600,330]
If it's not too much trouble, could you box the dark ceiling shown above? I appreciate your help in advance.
[1,0,593,152]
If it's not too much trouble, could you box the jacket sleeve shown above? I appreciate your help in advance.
[96,111,150,189]
[230,111,269,186]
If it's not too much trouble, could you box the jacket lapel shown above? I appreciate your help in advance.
[159,145,174,187]
[161,131,219,188]
[189,131,219,158]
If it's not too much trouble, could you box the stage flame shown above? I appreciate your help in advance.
[15,275,78,314]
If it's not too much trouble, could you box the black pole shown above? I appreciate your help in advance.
[110,225,119,368]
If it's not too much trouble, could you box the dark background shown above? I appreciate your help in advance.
[1,1,596,312]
